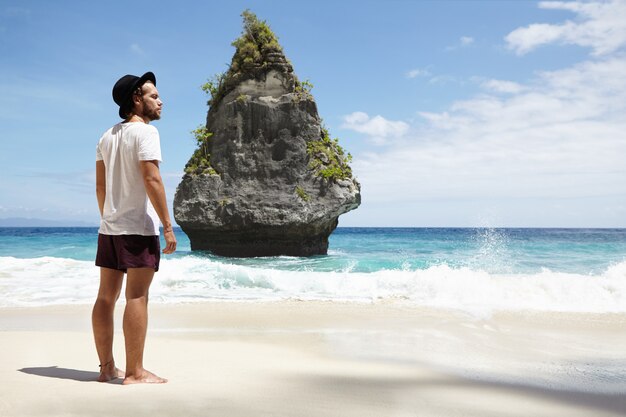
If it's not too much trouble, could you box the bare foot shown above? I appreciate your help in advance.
[122,369,167,385]
[97,362,125,382]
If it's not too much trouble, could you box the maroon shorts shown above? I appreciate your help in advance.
[95,234,161,272]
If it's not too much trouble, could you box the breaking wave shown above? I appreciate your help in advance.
[1,255,625,314]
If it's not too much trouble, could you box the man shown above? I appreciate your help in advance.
[93,71,176,384]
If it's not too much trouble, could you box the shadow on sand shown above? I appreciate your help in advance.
[18,366,122,384]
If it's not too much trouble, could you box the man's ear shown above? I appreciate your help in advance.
[130,93,142,115]
[133,93,142,106]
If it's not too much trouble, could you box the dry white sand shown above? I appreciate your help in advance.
[1,301,625,416]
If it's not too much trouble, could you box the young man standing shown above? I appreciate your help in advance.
[93,72,176,384]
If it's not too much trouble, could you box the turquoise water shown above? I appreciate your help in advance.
[1,227,625,311]
[1,227,624,274]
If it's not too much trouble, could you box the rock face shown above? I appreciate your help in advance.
[174,12,360,257]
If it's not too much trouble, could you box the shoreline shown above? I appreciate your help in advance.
[1,301,626,416]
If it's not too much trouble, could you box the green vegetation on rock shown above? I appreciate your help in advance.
[184,125,217,176]
[307,127,353,182]
[203,10,286,108]
[293,79,313,102]
[295,185,311,202]
[230,10,282,73]
[201,72,227,106]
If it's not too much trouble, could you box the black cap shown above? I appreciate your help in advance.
[112,71,156,119]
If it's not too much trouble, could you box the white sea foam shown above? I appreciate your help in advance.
[1,255,625,314]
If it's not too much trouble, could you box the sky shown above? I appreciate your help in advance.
[0,0,625,227]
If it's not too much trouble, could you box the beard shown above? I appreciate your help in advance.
[143,105,161,121]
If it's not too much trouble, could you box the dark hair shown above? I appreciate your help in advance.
[121,84,149,117]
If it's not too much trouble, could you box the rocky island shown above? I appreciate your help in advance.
[174,11,361,257]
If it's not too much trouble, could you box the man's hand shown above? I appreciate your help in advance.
[162,228,177,254]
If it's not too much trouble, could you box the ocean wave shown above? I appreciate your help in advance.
[1,256,625,314]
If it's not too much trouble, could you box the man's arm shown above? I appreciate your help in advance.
[96,161,106,217]
[140,160,177,254]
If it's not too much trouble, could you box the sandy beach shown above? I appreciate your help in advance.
[1,301,625,417]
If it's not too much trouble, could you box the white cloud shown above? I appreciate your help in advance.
[407,68,460,86]
[480,79,525,94]
[506,0,626,55]
[406,68,430,78]
[351,56,626,226]
[446,35,475,51]
[428,74,459,85]
[460,36,474,46]
[342,112,409,145]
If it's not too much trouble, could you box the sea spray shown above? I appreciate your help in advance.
[2,255,626,314]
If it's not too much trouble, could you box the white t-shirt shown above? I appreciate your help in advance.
[96,122,162,236]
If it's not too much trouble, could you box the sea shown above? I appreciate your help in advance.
[0,227,625,315]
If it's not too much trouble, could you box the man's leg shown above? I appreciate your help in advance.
[92,267,125,382]
[122,267,167,384]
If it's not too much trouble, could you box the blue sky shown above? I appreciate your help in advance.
[1,0,624,227]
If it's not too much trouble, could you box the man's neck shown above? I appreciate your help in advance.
[126,114,149,124]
